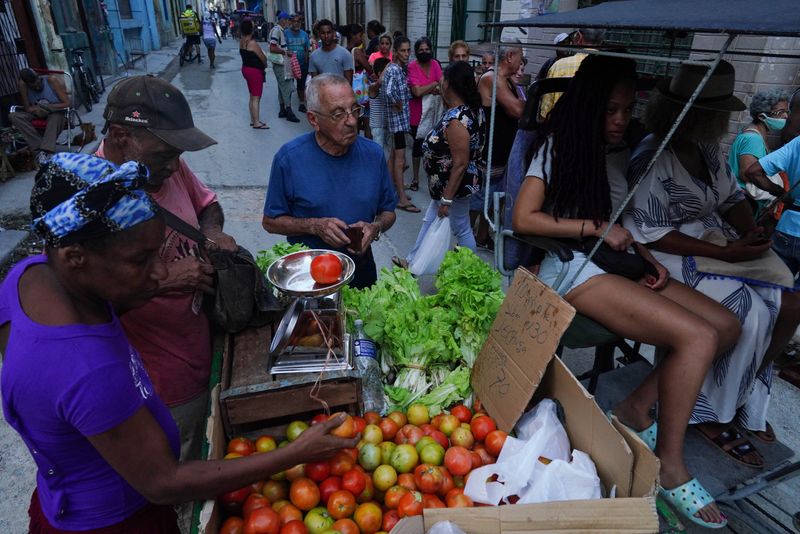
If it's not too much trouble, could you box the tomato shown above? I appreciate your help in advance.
[413,464,444,494]
[221,486,251,515]
[358,442,382,471]
[329,412,356,438]
[414,436,436,454]
[289,478,320,511]
[377,418,399,441]
[430,414,444,429]
[280,520,308,534]
[387,411,407,428]
[342,447,359,461]
[277,503,303,525]
[444,446,472,476]
[470,450,483,470]
[243,493,271,518]
[353,502,383,534]
[352,416,367,434]
[397,473,417,491]
[225,452,244,460]
[449,427,475,449]
[310,254,343,285]
[429,430,449,449]
[372,464,398,491]
[310,414,329,426]
[395,425,424,446]
[221,517,245,534]
[262,480,288,503]
[341,469,366,495]
[272,500,290,512]
[250,480,266,495]
[304,507,335,534]
[363,411,381,425]
[285,464,306,482]
[437,467,455,498]
[445,488,474,508]
[398,490,424,518]
[379,441,397,465]
[243,506,280,534]
[470,415,497,442]
[305,461,331,483]
[356,473,374,503]
[422,493,446,509]
[332,518,359,534]
[407,404,430,426]
[390,444,419,473]
[362,424,383,445]
[450,405,472,423]
[326,489,356,519]
[318,476,342,504]
[472,443,496,467]
[419,443,445,466]
[383,485,409,509]
[328,451,355,476]
[287,421,309,442]
[382,509,400,532]
[437,415,460,437]
[484,430,508,457]
[228,437,256,456]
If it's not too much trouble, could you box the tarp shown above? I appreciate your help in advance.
[484,0,800,38]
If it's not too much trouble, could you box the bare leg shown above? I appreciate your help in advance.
[567,275,725,525]
[392,148,412,206]
[208,47,216,67]
[249,95,262,126]
[412,156,420,186]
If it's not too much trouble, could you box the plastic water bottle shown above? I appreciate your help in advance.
[354,319,385,414]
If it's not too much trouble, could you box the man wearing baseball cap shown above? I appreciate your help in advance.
[97,76,237,518]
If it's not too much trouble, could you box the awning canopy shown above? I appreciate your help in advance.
[483,0,800,38]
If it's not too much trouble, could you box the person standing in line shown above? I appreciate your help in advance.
[269,11,300,123]
[448,40,470,63]
[201,13,222,69]
[348,23,373,138]
[369,57,391,160]
[407,37,443,191]
[384,36,420,213]
[239,19,269,129]
[285,14,311,113]
[536,32,573,81]
[309,19,354,84]
[365,20,386,55]
[368,34,393,65]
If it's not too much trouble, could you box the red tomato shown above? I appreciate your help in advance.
[429,430,449,449]
[437,467,455,498]
[341,469,366,496]
[221,517,245,534]
[419,423,436,436]
[444,446,473,476]
[310,253,343,284]
[387,411,407,428]
[332,518,360,534]
[485,430,508,457]
[310,414,328,426]
[342,447,359,462]
[250,480,265,495]
[277,503,302,525]
[472,443,496,466]
[352,416,367,434]
[470,416,497,442]
[305,461,331,482]
[289,478,320,512]
[413,464,444,494]
[318,476,342,504]
[382,509,400,532]
[356,473,374,503]
[279,520,307,534]
[422,493,446,509]
[243,493,271,518]
[327,489,356,519]
[398,490,424,518]
[329,451,355,476]
[363,411,382,425]
[378,418,400,440]
[397,473,417,491]
[228,437,256,456]
[220,486,251,516]
[353,502,383,534]
[383,485,409,509]
[243,506,280,534]
[330,412,356,438]
[450,405,473,423]
[470,451,483,470]
[445,488,474,508]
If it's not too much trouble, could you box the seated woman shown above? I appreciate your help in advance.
[513,55,740,529]
[625,60,800,469]
[727,88,790,213]
[0,153,357,532]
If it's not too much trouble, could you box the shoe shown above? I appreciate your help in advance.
[607,411,657,451]
[278,107,287,118]
[285,114,300,123]
[659,478,727,529]
[298,104,307,113]
[210,64,215,69]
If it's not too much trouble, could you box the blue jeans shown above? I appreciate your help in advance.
[772,230,800,275]
[407,197,476,262]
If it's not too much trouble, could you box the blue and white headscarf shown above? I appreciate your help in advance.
[30,153,159,247]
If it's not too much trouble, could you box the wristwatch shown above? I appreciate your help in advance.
[440,197,454,206]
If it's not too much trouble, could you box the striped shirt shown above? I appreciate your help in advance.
[384,62,411,133]
[369,84,386,130]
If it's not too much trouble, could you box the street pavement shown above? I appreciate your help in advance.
[0,39,798,533]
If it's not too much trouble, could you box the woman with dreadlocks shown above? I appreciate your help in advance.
[513,55,736,529]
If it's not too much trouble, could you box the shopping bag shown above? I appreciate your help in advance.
[352,71,370,105]
[408,216,451,276]
[289,54,302,80]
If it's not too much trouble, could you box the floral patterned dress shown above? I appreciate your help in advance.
[422,105,485,200]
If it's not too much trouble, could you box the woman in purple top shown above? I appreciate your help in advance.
[0,154,357,532]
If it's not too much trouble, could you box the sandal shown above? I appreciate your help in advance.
[659,478,727,529]
[607,411,657,451]
[698,425,765,468]
[747,421,776,443]
[391,256,409,269]
[252,122,270,129]
[406,181,419,191]
[397,203,421,213]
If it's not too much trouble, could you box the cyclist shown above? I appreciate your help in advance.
[179,3,202,63]
[202,13,222,68]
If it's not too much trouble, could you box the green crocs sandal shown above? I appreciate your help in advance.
[607,411,657,451]
[659,478,727,529]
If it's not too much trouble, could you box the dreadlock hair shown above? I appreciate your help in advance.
[529,54,637,225]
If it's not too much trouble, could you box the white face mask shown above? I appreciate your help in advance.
[760,113,787,132]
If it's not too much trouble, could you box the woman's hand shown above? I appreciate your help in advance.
[289,413,360,464]
[719,231,772,263]
[597,222,634,251]
[437,203,450,218]
[639,260,669,290]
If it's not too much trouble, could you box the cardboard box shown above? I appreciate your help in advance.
[394,268,660,533]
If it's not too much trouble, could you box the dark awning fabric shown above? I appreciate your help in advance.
[483,0,800,37]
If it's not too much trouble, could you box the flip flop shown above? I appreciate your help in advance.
[747,421,776,443]
[659,478,727,529]
[252,122,270,129]
[397,203,421,213]
[405,182,419,191]
[391,256,409,269]
[607,411,657,451]
[698,426,764,469]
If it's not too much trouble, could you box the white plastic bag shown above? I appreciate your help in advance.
[409,216,451,276]
[464,399,601,505]
[427,521,467,534]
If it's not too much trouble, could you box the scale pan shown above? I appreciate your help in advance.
[267,249,356,298]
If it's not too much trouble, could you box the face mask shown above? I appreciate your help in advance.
[760,113,787,132]
[416,52,432,63]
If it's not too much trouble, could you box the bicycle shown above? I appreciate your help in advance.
[66,47,105,112]
[179,38,202,66]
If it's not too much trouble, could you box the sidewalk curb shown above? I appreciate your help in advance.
[0,229,30,267]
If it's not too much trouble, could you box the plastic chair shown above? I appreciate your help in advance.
[9,68,82,151]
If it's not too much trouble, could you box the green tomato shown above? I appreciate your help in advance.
[358,442,383,471]
[390,444,419,474]
[379,441,397,465]
[415,436,436,454]
[304,506,335,534]
[287,420,309,442]
[419,443,445,466]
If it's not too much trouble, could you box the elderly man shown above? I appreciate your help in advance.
[96,75,236,478]
[263,74,397,288]
[10,68,71,164]
[270,11,300,122]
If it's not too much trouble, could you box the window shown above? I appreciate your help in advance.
[451,0,502,44]
[346,0,365,26]
[119,0,133,19]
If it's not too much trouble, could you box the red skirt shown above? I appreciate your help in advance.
[28,489,180,534]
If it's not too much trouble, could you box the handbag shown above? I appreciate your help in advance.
[289,54,302,80]
[352,71,370,105]
[565,237,658,280]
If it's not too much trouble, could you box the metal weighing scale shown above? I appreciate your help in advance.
[266,250,356,375]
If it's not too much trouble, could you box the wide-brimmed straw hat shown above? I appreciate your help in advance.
[656,60,745,112]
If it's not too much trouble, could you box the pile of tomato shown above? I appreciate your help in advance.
[218,403,507,534]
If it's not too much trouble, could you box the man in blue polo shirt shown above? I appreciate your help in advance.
[263,74,397,288]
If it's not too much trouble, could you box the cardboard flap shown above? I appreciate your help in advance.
[472,268,576,432]
[499,497,658,533]
[611,417,660,497]
[423,506,501,534]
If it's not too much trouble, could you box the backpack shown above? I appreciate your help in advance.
[179,10,200,34]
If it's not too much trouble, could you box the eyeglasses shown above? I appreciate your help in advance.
[311,105,363,122]
[768,109,789,118]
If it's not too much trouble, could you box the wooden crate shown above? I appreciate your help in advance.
[218,324,362,438]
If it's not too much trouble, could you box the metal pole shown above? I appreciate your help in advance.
[484,42,501,232]
[560,33,736,295]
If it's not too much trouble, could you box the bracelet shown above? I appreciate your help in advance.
[580,220,586,239]
[440,198,454,206]
[372,221,382,241]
